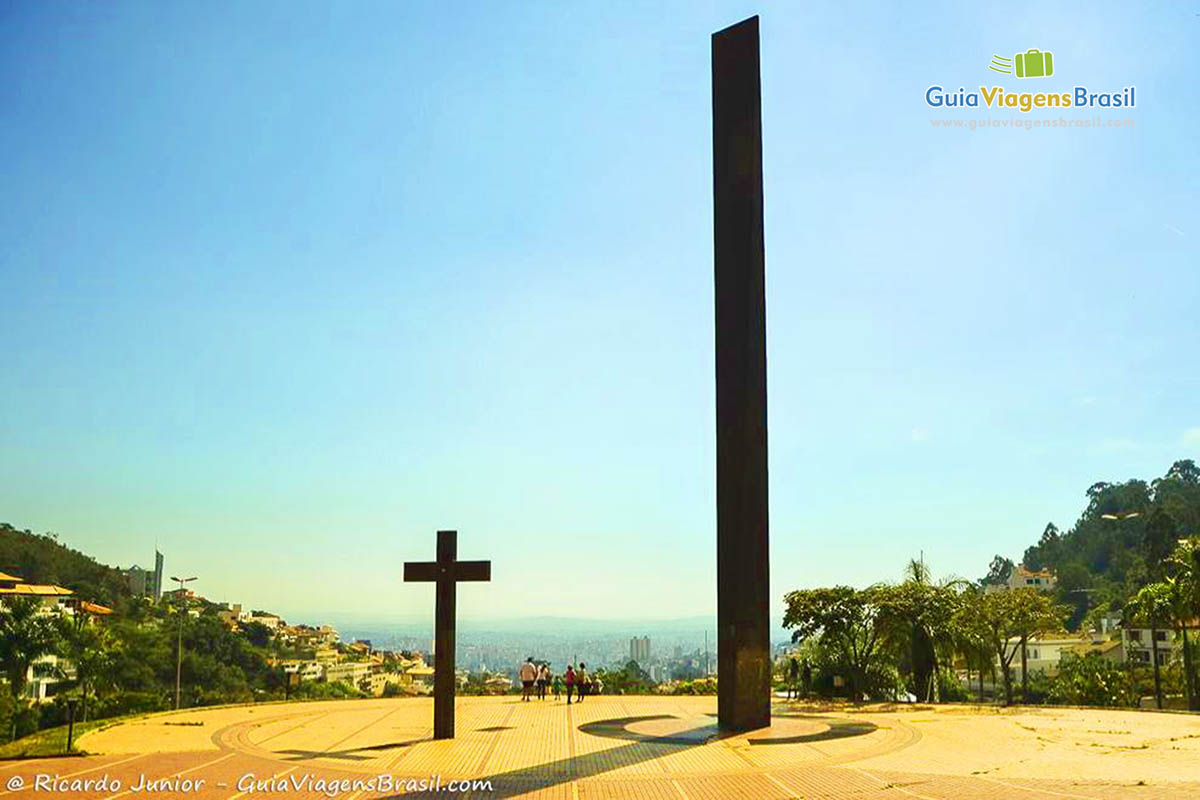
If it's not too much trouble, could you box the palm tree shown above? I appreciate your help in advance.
[1168,538,1200,710]
[1124,585,1171,710]
[0,597,61,702]
[58,613,116,722]
[894,558,967,702]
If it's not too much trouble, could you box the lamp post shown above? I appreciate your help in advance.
[64,697,78,754]
[170,575,197,710]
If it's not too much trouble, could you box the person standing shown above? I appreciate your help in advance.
[576,663,589,703]
[552,671,563,701]
[519,657,537,702]
[802,659,813,698]
[536,662,549,700]
[788,656,800,700]
[565,664,576,705]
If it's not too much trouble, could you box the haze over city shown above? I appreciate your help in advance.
[2,1,1196,625]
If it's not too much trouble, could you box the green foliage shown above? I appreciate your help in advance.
[936,668,969,702]
[0,597,61,700]
[595,660,656,695]
[1016,462,1200,621]
[663,677,717,695]
[292,680,365,700]
[1047,653,1136,707]
[0,523,132,608]
[954,588,1064,705]
[981,555,1015,586]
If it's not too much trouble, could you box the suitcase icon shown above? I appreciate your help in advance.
[1014,49,1053,78]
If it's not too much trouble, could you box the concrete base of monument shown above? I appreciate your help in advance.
[2,696,1191,798]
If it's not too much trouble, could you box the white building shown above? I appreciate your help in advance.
[1123,627,1178,667]
[1002,634,1124,681]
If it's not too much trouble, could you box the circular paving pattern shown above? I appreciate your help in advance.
[40,696,1200,799]
[579,712,878,745]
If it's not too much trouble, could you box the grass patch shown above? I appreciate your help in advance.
[0,719,112,760]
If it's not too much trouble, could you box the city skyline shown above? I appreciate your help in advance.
[2,2,1197,622]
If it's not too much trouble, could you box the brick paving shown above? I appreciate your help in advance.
[1,697,1197,798]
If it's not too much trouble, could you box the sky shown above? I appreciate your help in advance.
[1,1,1197,626]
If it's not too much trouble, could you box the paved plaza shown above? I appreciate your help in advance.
[3,696,1200,798]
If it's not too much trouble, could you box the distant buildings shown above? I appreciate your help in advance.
[630,636,650,663]
[242,610,284,630]
[1004,633,1124,681]
[1123,626,1177,667]
[125,550,164,601]
[0,570,111,701]
[986,564,1057,594]
[0,569,73,609]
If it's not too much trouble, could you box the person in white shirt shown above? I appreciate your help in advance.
[519,657,537,701]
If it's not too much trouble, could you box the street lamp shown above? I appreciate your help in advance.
[170,575,197,710]
[64,697,78,754]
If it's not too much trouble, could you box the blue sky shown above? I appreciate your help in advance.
[1,1,1196,624]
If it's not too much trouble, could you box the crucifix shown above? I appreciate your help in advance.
[403,529,491,739]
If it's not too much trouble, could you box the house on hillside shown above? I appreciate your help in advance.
[1122,623,1196,667]
[1002,632,1125,682]
[986,565,1057,594]
[0,571,111,701]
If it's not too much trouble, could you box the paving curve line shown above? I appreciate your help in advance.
[0,753,150,796]
[216,709,340,756]
[315,703,409,759]
[823,713,923,767]
[100,751,236,800]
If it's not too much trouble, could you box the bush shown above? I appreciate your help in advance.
[663,678,717,695]
[937,670,970,702]
[0,695,41,743]
[293,681,366,701]
[1047,654,1134,707]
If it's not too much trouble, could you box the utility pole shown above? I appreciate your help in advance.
[170,575,197,710]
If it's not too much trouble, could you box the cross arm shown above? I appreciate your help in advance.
[455,561,491,582]
[403,561,438,582]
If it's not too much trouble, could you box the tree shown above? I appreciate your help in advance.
[981,556,1014,587]
[1048,653,1135,707]
[1024,523,1062,572]
[886,560,965,702]
[955,588,1062,705]
[1124,582,1172,710]
[1166,537,1200,710]
[1142,509,1177,578]
[0,598,61,702]
[1164,459,1200,485]
[58,614,117,722]
[240,621,273,649]
[784,585,899,702]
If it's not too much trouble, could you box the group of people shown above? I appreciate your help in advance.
[518,658,603,704]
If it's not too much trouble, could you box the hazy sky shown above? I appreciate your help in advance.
[2,2,1196,624]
